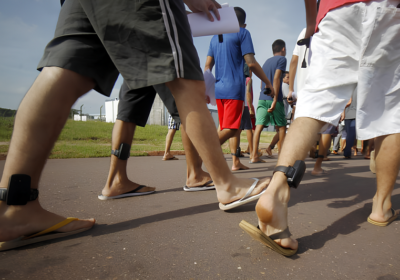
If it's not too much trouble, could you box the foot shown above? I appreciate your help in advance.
[369,207,400,224]
[255,173,298,250]
[162,152,177,160]
[0,200,95,242]
[216,177,270,205]
[232,162,250,171]
[265,146,273,157]
[311,169,328,176]
[185,171,213,189]
[102,178,155,197]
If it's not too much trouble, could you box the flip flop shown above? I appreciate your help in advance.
[183,180,215,192]
[249,160,266,164]
[98,185,155,200]
[311,169,329,176]
[367,208,399,226]
[219,178,265,210]
[162,156,179,161]
[0,217,93,252]
[239,220,297,257]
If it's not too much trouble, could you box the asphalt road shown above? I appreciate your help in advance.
[0,154,399,280]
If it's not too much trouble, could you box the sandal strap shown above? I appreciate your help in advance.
[268,227,292,240]
[239,178,259,202]
[25,217,78,239]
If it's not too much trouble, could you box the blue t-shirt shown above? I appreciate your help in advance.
[207,28,255,101]
[259,56,287,102]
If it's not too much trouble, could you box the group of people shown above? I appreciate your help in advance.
[0,0,399,259]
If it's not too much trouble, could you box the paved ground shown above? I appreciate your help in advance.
[1,154,400,280]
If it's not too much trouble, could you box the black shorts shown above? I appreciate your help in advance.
[117,80,180,127]
[240,106,253,130]
[38,0,203,96]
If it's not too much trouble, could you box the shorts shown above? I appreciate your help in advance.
[240,106,253,130]
[117,80,180,127]
[216,99,244,130]
[168,115,181,130]
[321,124,337,135]
[37,0,203,96]
[295,0,400,140]
[255,100,286,127]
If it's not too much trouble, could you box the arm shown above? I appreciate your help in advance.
[246,78,255,117]
[243,53,274,95]
[288,55,299,104]
[345,97,352,108]
[184,0,221,21]
[205,56,215,72]
[268,69,282,113]
[304,0,317,38]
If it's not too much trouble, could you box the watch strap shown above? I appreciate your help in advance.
[0,188,39,202]
[273,166,290,175]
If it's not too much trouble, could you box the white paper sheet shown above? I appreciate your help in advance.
[204,70,216,106]
[188,7,239,37]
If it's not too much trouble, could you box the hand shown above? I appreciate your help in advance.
[340,111,345,122]
[287,91,294,105]
[249,105,255,117]
[268,102,276,113]
[184,0,221,22]
[205,95,211,104]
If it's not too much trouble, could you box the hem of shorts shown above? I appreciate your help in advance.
[116,117,147,127]
[357,130,400,141]
[294,114,338,126]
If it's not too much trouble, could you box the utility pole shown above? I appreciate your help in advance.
[80,104,84,121]
[100,105,103,122]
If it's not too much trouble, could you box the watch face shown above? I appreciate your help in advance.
[7,174,31,205]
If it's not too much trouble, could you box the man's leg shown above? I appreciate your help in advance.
[181,125,213,188]
[246,129,254,158]
[266,131,280,157]
[256,117,325,250]
[0,67,95,242]
[167,79,269,204]
[369,134,400,223]
[163,128,177,160]
[218,129,237,145]
[231,129,249,171]
[251,125,265,163]
[276,126,286,153]
[101,120,156,197]
[312,133,331,176]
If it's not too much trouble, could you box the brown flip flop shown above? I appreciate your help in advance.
[367,209,399,226]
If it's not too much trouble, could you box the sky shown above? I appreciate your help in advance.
[0,0,307,114]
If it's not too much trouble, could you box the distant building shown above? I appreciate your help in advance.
[105,95,219,127]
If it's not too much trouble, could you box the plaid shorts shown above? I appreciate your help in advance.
[168,115,180,130]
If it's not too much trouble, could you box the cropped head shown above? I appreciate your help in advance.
[283,71,289,84]
[272,39,286,55]
[234,7,246,27]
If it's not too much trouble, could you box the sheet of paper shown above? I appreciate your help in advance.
[188,7,239,37]
[204,70,216,106]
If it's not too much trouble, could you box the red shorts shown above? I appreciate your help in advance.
[251,116,256,130]
[216,99,244,130]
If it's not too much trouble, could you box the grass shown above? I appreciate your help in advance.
[0,117,278,159]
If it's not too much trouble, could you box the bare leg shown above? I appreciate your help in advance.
[0,67,95,242]
[180,125,212,188]
[312,134,331,175]
[166,79,268,204]
[266,131,280,157]
[231,129,249,171]
[163,128,177,160]
[101,120,156,197]
[251,124,265,163]
[218,129,236,145]
[256,117,325,250]
[246,129,254,158]
[276,126,286,153]
[369,134,400,222]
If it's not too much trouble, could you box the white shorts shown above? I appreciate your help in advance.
[295,0,400,140]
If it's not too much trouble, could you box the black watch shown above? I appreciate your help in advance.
[0,174,38,205]
[273,160,306,189]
